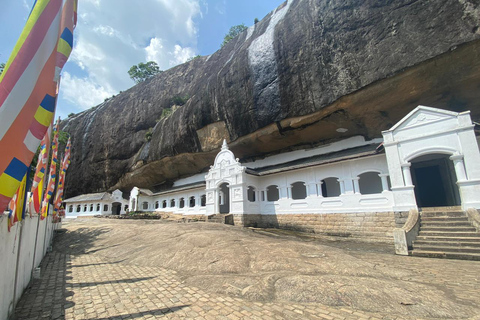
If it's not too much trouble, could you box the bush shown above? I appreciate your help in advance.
[170,95,189,106]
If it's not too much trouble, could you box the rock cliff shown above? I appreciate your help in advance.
[63,0,480,197]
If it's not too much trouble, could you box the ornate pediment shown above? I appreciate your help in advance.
[389,106,459,132]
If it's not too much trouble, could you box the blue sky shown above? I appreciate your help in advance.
[0,0,284,120]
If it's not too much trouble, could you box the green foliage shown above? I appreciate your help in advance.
[221,23,248,47]
[128,61,162,83]
[187,55,201,62]
[254,17,259,24]
[160,108,173,119]
[170,94,189,106]
[145,128,153,141]
[0,62,5,75]
[58,130,69,145]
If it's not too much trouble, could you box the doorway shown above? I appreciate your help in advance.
[111,202,122,215]
[410,154,460,207]
[218,183,230,214]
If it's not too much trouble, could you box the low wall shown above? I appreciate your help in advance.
[0,213,59,320]
[233,212,397,240]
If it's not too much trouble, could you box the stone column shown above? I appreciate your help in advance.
[450,154,467,182]
[286,186,292,199]
[279,186,288,199]
[338,179,345,194]
[379,174,390,191]
[401,163,413,186]
[352,178,360,194]
[316,181,323,198]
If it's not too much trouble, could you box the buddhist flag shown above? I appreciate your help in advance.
[7,174,27,231]
[0,0,77,213]
[41,119,60,219]
[53,137,71,215]
[30,123,53,214]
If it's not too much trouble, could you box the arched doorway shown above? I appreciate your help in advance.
[410,154,460,207]
[218,183,230,214]
[111,202,122,215]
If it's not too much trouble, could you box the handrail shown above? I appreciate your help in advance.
[393,209,420,255]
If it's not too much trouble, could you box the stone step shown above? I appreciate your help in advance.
[420,221,472,227]
[415,234,480,242]
[417,231,480,237]
[420,211,466,217]
[413,245,480,254]
[419,226,477,232]
[419,206,462,212]
[411,250,480,261]
[414,239,480,247]
[420,216,469,222]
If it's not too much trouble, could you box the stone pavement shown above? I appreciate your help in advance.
[15,251,385,320]
[13,219,480,319]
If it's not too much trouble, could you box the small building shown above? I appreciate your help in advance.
[129,106,480,240]
[64,189,128,218]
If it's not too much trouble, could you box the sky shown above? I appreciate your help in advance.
[0,0,285,120]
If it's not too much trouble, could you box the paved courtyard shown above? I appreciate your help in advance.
[14,218,480,319]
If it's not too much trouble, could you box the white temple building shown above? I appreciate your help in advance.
[64,189,129,218]
[127,106,480,239]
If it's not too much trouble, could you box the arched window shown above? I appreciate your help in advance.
[179,198,185,208]
[104,204,108,211]
[201,195,206,206]
[155,201,159,209]
[68,205,73,213]
[90,204,94,212]
[266,185,279,201]
[189,196,195,207]
[321,177,341,197]
[291,182,307,200]
[162,200,167,208]
[96,203,100,211]
[247,186,256,202]
[83,204,87,212]
[124,205,128,212]
[170,199,175,207]
[142,202,149,210]
[358,172,383,195]
[76,205,81,212]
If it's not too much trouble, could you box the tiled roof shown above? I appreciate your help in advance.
[63,192,112,203]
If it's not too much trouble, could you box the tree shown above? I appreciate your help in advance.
[221,24,248,48]
[0,63,5,76]
[128,61,161,83]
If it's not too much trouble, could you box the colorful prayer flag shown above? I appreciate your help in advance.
[53,137,71,215]
[0,0,77,213]
[41,119,60,219]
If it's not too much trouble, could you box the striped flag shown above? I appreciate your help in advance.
[0,0,77,213]
[53,137,71,216]
[7,174,27,231]
[41,119,60,219]
[29,123,53,214]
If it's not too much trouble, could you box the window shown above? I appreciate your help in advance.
[124,205,128,211]
[291,182,307,200]
[321,177,341,197]
[358,172,383,195]
[90,204,94,212]
[266,185,279,201]
[68,205,73,213]
[179,198,185,208]
[104,204,108,211]
[76,205,81,212]
[96,203,100,211]
[189,196,195,207]
[170,199,175,207]
[83,205,87,212]
[162,200,167,208]
[201,195,206,206]
[155,201,159,209]
[142,202,149,210]
[247,186,256,202]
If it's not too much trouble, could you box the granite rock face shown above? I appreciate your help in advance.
[63,0,480,197]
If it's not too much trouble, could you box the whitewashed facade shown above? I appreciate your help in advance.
[64,189,128,218]
[130,106,480,219]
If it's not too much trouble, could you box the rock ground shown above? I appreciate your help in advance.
[15,218,480,319]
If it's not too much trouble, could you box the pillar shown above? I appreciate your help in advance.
[401,163,413,186]
[352,178,360,194]
[379,174,390,192]
[450,154,467,182]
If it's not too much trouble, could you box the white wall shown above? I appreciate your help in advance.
[0,213,59,320]
[137,188,207,215]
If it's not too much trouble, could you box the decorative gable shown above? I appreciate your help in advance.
[389,106,459,132]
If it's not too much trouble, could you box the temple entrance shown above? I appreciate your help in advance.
[112,202,122,215]
[411,154,460,207]
[218,183,230,214]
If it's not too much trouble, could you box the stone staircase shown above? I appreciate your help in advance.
[411,207,480,260]
[207,214,234,225]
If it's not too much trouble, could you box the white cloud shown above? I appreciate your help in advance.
[61,0,201,111]
[60,72,114,110]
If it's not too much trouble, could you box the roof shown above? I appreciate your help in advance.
[63,192,112,203]
[246,143,383,176]
[137,188,154,196]
[151,181,206,196]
